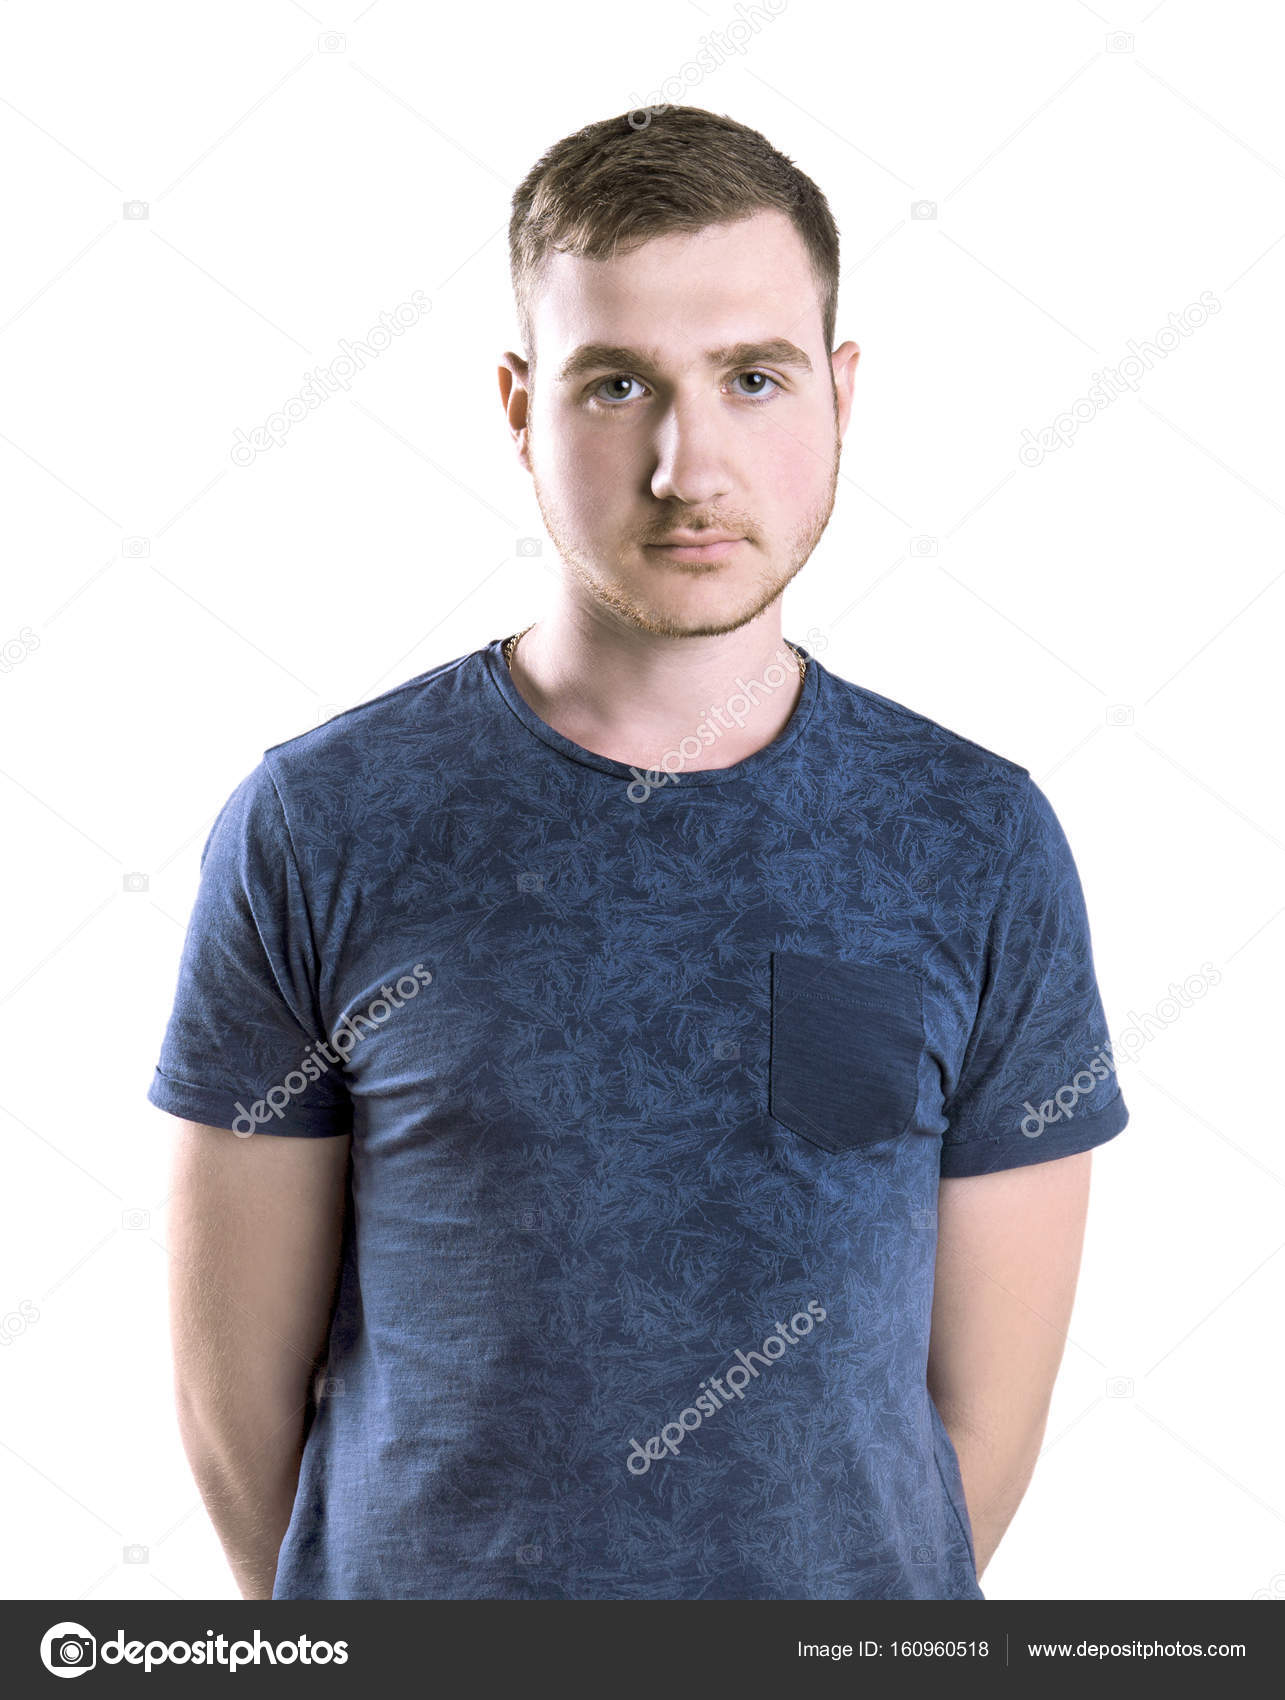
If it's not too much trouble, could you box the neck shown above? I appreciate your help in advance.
[504,599,805,775]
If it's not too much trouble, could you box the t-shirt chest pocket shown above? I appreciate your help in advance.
[768,951,925,1153]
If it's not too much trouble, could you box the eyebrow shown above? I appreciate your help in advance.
[556,338,815,384]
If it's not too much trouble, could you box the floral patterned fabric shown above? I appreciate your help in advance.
[148,635,1127,1599]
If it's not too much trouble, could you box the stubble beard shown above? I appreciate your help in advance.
[526,410,842,641]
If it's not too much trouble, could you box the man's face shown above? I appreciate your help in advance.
[504,209,859,639]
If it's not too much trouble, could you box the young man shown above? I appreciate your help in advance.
[150,107,1128,1601]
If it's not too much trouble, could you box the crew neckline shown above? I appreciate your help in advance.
[481,634,822,787]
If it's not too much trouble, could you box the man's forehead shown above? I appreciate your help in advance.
[533,212,822,364]
[540,210,812,294]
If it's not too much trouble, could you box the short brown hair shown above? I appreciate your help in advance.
[509,107,840,370]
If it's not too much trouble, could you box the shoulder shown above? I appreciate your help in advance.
[815,659,1037,851]
[198,647,484,873]
[258,645,481,800]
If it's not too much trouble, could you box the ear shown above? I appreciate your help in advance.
[830,341,860,439]
[498,352,532,472]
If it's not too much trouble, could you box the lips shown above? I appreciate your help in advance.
[644,536,745,561]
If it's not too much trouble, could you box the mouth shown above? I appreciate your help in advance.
[643,536,745,562]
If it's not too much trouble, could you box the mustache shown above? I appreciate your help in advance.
[639,517,754,543]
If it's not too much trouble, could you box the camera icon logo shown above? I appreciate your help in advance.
[41,1621,96,1677]
[1106,1375,1134,1398]
[516,871,543,893]
[909,535,939,557]
[123,1542,149,1564]
[910,200,938,220]
[1106,704,1134,727]
[121,1208,150,1232]
[122,537,150,558]
[122,201,149,220]
[1106,31,1134,53]
[318,31,346,52]
[123,872,150,893]
[516,537,543,557]
[712,1039,739,1060]
[516,1543,542,1564]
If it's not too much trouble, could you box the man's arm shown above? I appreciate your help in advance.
[927,1149,1093,1579]
[166,1119,351,1599]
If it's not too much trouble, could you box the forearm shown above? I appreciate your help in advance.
[176,1386,311,1599]
[165,1121,351,1598]
[937,1399,1049,1578]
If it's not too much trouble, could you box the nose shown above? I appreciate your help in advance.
[649,395,734,508]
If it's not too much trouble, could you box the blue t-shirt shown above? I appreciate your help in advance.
[148,635,1128,1601]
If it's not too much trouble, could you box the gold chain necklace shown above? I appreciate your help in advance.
[502,625,806,682]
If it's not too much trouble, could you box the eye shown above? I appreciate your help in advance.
[731,370,781,401]
[591,374,647,404]
[586,370,784,406]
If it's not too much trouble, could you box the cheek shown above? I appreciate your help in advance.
[540,413,634,508]
[755,432,827,515]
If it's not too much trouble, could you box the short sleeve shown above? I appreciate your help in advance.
[146,758,352,1138]
[940,776,1127,1178]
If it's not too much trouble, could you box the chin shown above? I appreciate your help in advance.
[616,584,781,640]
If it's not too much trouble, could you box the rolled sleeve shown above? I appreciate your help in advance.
[146,757,352,1138]
[940,776,1128,1176]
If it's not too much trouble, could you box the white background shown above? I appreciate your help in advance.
[2,0,1282,1603]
